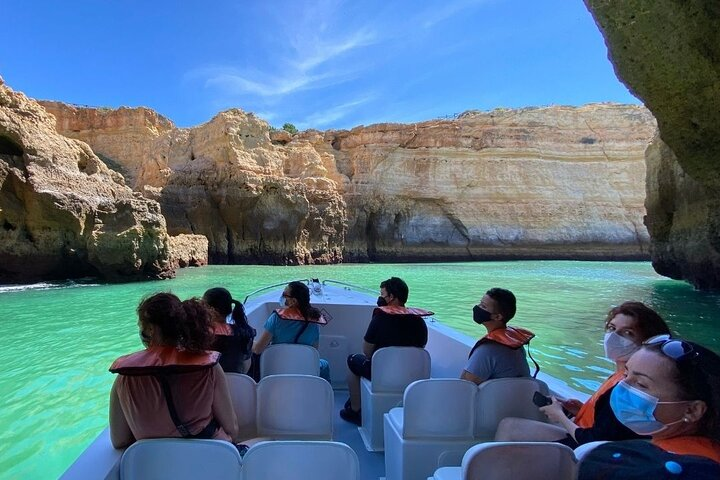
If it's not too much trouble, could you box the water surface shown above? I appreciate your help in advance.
[1,261,719,478]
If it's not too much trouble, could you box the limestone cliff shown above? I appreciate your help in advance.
[0,81,172,283]
[45,101,655,264]
[168,234,209,269]
[584,1,720,289]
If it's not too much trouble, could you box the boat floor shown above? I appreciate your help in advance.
[332,389,385,480]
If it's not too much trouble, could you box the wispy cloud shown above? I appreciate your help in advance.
[415,0,490,29]
[296,95,375,130]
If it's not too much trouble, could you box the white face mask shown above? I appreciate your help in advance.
[279,295,287,308]
[604,331,640,361]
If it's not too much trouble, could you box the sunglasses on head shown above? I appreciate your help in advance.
[643,334,720,376]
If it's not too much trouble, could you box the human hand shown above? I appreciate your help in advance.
[560,398,583,416]
[539,397,567,424]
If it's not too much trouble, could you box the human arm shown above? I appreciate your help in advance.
[211,364,239,442]
[560,398,583,416]
[109,380,135,449]
[460,369,485,385]
[252,329,272,355]
[539,397,578,439]
[363,340,375,357]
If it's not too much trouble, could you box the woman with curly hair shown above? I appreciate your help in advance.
[108,293,239,448]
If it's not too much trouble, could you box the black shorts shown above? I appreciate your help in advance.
[347,353,372,380]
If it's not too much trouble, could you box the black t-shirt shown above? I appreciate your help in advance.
[363,308,428,354]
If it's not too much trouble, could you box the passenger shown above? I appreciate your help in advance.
[495,301,670,447]
[340,276,431,426]
[460,287,534,385]
[108,293,239,448]
[251,281,330,381]
[582,335,720,464]
[203,287,256,374]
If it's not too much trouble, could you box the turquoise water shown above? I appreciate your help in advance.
[1,261,719,478]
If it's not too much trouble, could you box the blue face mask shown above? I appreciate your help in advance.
[609,380,687,435]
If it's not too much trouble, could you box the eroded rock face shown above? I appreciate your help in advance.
[168,234,209,269]
[46,102,655,264]
[0,84,172,283]
[584,1,720,289]
[330,105,656,261]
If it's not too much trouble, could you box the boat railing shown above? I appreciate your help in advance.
[243,279,311,304]
[321,279,376,294]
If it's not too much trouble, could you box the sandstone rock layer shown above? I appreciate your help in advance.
[0,82,172,283]
[44,102,656,265]
[585,0,720,289]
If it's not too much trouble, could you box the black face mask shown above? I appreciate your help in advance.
[472,305,492,325]
[377,296,388,307]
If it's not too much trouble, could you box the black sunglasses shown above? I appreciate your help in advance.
[643,335,720,376]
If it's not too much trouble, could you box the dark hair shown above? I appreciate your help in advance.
[137,292,214,352]
[646,342,720,441]
[380,277,409,304]
[485,288,516,322]
[203,287,253,333]
[287,281,321,321]
[604,302,670,341]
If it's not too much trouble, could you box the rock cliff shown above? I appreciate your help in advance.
[44,101,656,264]
[585,1,720,289]
[0,81,172,283]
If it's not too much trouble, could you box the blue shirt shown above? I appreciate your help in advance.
[264,311,319,346]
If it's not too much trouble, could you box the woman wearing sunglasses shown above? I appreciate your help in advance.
[496,301,670,447]
[252,281,330,380]
[605,335,720,462]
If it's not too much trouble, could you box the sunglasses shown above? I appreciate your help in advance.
[643,334,720,376]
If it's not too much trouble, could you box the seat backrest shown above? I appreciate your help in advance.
[260,344,320,378]
[370,347,431,393]
[402,378,477,438]
[256,374,333,439]
[461,442,576,480]
[241,441,359,480]
[475,377,549,436]
[120,439,242,480]
[224,373,257,440]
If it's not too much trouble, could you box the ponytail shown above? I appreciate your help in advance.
[287,281,322,322]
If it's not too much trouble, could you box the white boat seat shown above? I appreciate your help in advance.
[224,373,257,440]
[119,438,242,480]
[384,378,478,480]
[255,374,333,440]
[259,344,321,378]
[359,346,431,451]
[240,440,359,480]
[475,377,550,441]
[429,441,577,480]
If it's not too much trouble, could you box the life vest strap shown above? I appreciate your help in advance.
[155,373,218,439]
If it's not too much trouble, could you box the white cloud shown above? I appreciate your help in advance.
[296,95,375,129]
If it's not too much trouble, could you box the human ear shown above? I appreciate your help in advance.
[684,400,708,424]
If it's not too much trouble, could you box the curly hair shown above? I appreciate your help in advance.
[137,292,214,352]
[604,301,670,341]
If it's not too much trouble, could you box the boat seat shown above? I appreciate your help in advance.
[241,440,359,480]
[359,346,431,451]
[428,441,577,480]
[259,344,321,378]
[119,438,242,480]
[475,377,550,441]
[254,374,333,440]
[225,373,257,440]
[384,378,478,480]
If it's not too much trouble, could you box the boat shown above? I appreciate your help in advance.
[60,278,589,479]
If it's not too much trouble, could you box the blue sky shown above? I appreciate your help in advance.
[0,0,639,130]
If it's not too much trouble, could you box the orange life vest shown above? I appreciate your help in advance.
[574,370,625,428]
[212,323,233,336]
[654,436,720,464]
[109,346,220,376]
[275,306,328,325]
[375,305,434,317]
[469,326,535,355]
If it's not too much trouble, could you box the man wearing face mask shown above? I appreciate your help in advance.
[340,277,431,425]
[461,288,534,385]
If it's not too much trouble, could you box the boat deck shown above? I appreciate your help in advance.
[332,389,386,479]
